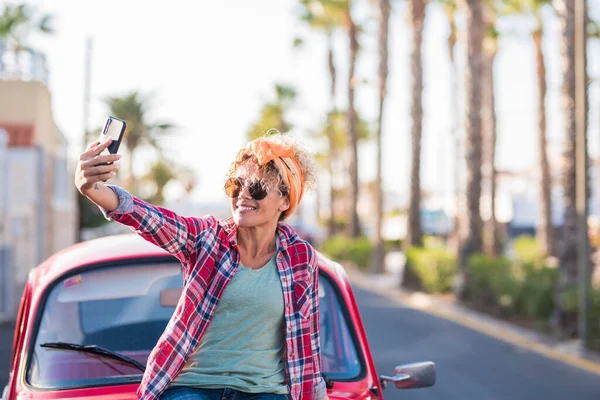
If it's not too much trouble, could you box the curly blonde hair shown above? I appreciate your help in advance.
[227,130,318,200]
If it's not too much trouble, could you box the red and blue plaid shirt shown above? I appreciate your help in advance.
[102,186,325,400]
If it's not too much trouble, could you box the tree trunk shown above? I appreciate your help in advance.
[346,4,361,238]
[446,9,461,255]
[406,0,425,248]
[553,0,584,337]
[533,28,556,259]
[126,145,136,193]
[327,34,337,237]
[458,0,485,295]
[483,48,500,257]
[372,0,391,274]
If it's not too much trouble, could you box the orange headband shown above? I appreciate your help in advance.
[246,138,305,220]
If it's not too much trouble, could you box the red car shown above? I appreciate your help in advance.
[2,234,435,400]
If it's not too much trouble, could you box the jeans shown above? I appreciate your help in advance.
[160,387,288,400]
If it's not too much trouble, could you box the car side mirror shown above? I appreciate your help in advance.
[379,361,436,389]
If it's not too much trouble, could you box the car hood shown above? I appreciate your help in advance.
[12,385,139,400]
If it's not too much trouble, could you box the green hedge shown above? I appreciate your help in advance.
[464,254,515,308]
[404,246,457,294]
[512,235,543,265]
[321,235,373,270]
[464,254,557,321]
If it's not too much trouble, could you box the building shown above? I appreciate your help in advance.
[0,50,76,322]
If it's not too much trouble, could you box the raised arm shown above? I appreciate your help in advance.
[74,138,212,272]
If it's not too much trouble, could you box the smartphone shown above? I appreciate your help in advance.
[98,116,126,163]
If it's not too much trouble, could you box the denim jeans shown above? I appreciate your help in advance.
[160,387,288,400]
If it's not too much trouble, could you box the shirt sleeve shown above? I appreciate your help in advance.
[98,185,216,274]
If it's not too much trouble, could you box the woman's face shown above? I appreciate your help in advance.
[228,162,290,228]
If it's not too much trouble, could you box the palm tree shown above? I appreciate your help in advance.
[482,3,501,256]
[143,159,176,206]
[438,0,461,253]
[297,0,346,236]
[503,0,556,258]
[371,0,391,274]
[0,3,53,71]
[104,91,176,194]
[312,109,371,232]
[458,0,485,296]
[553,0,589,337]
[406,0,426,248]
[247,84,297,140]
[345,0,361,238]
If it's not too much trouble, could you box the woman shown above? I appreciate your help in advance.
[74,133,327,400]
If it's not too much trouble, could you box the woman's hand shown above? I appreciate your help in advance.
[75,138,121,196]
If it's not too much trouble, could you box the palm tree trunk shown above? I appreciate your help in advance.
[458,0,485,294]
[446,9,461,255]
[346,4,361,238]
[553,0,581,337]
[126,146,136,193]
[483,48,500,257]
[533,27,555,259]
[327,34,337,237]
[407,0,425,248]
[372,0,391,274]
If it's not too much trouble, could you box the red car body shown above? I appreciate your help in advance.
[2,234,433,400]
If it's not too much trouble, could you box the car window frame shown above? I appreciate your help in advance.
[22,256,368,391]
[317,268,367,382]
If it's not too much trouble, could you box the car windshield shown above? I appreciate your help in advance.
[27,261,362,390]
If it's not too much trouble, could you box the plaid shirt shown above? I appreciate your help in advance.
[103,186,325,400]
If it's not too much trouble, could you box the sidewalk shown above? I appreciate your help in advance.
[345,266,600,377]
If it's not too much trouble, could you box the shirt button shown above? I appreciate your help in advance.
[288,326,292,332]
[290,352,295,357]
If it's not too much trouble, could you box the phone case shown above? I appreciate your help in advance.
[101,116,127,154]
[99,117,127,166]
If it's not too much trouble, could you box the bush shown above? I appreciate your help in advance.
[465,253,557,320]
[321,235,373,270]
[514,263,557,321]
[404,246,457,294]
[465,254,516,309]
[512,235,543,265]
[588,288,600,351]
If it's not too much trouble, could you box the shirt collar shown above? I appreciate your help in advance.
[223,217,296,252]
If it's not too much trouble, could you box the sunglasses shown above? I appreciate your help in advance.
[224,177,269,200]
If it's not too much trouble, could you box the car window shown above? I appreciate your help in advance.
[27,262,362,389]
[318,275,362,380]
[27,263,182,389]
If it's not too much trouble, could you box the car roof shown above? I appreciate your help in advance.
[32,233,350,289]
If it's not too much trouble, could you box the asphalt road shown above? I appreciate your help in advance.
[353,286,600,400]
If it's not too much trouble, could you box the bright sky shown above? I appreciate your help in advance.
[5,0,600,212]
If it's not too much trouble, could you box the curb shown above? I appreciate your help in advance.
[345,267,600,377]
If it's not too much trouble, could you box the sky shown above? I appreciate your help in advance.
[4,0,600,215]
